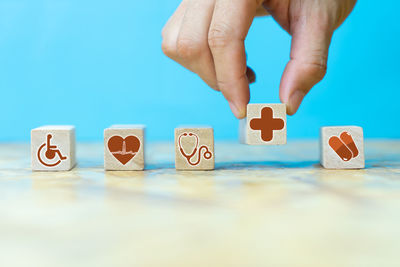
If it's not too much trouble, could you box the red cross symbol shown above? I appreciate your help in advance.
[250,107,284,142]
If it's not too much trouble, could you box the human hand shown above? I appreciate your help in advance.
[162,0,356,118]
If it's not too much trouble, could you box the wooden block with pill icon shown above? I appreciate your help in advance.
[31,125,76,171]
[320,126,365,169]
[175,127,214,170]
[239,103,287,145]
[104,125,145,171]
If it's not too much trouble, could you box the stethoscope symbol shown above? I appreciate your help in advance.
[178,132,212,166]
[37,134,67,167]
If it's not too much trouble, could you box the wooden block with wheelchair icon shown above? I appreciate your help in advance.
[175,126,214,170]
[31,125,76,171]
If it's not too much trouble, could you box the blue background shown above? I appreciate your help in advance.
[0,0,398,141]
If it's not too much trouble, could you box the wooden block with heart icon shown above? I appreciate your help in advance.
[320,126,365,169]
[175,127,214,170]
[31,125,76,171]
[104,125,145,171]
[239,103,287,145]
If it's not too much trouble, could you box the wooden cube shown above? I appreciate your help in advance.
[175,127,214,170]
[31,125,76,171]
[320,126,365,169]
[104,125,145,171]
[239,103,287,145]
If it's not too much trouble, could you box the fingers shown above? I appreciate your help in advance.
[279,17,334,115]
[247,66,256,84]
[255,5,269,17]
[209,0,258,119]
[161,0,188,61]
[162,0,259,119]
[177,0,219,90]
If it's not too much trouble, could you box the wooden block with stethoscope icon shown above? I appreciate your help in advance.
[320,126,365,169]
[104,125,145,171]
[175,127,214,170]
[31,126,76,171]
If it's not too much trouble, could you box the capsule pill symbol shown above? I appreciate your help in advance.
[328,131,359,162]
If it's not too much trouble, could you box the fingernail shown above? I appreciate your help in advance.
[287,90,305,115]
[246,66,256,84]
[229,101,246,119]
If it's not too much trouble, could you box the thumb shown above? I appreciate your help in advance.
[280,20,334,115]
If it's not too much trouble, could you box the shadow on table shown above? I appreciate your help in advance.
[215,160,320,170]
[215,159,400,171]
[365,159,400,169]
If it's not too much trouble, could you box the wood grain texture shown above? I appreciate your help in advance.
[320,126,365,169]
[239,103,287,145]
[104,125,145,171]
[1,141,400,266]
[175,127,214,170]
[31,125,76,171]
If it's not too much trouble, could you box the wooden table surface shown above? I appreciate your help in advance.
[0,141,399,267]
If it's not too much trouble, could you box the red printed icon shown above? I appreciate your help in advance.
[108,135,140,165]
[37,134,67,167]
[250,107,285,142]
[178,132,212,166]
[329,132,359,161]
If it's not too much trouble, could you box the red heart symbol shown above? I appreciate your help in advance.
[107,135,140,165]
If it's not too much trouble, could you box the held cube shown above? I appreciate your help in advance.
[31,125,76,171]
[239,103,287,145]
[104,125,145,171]
[320,126,365,169]
[175,127,214,170]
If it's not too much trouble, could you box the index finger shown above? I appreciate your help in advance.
[208,0,258,118]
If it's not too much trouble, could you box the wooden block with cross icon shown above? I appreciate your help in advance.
[320,126,365,169]
[104,125,145,171]
[239,103,287,145]
[31,125,76,171]
[175,126,214,170]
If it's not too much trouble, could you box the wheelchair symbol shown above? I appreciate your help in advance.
[37,134,67,167]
